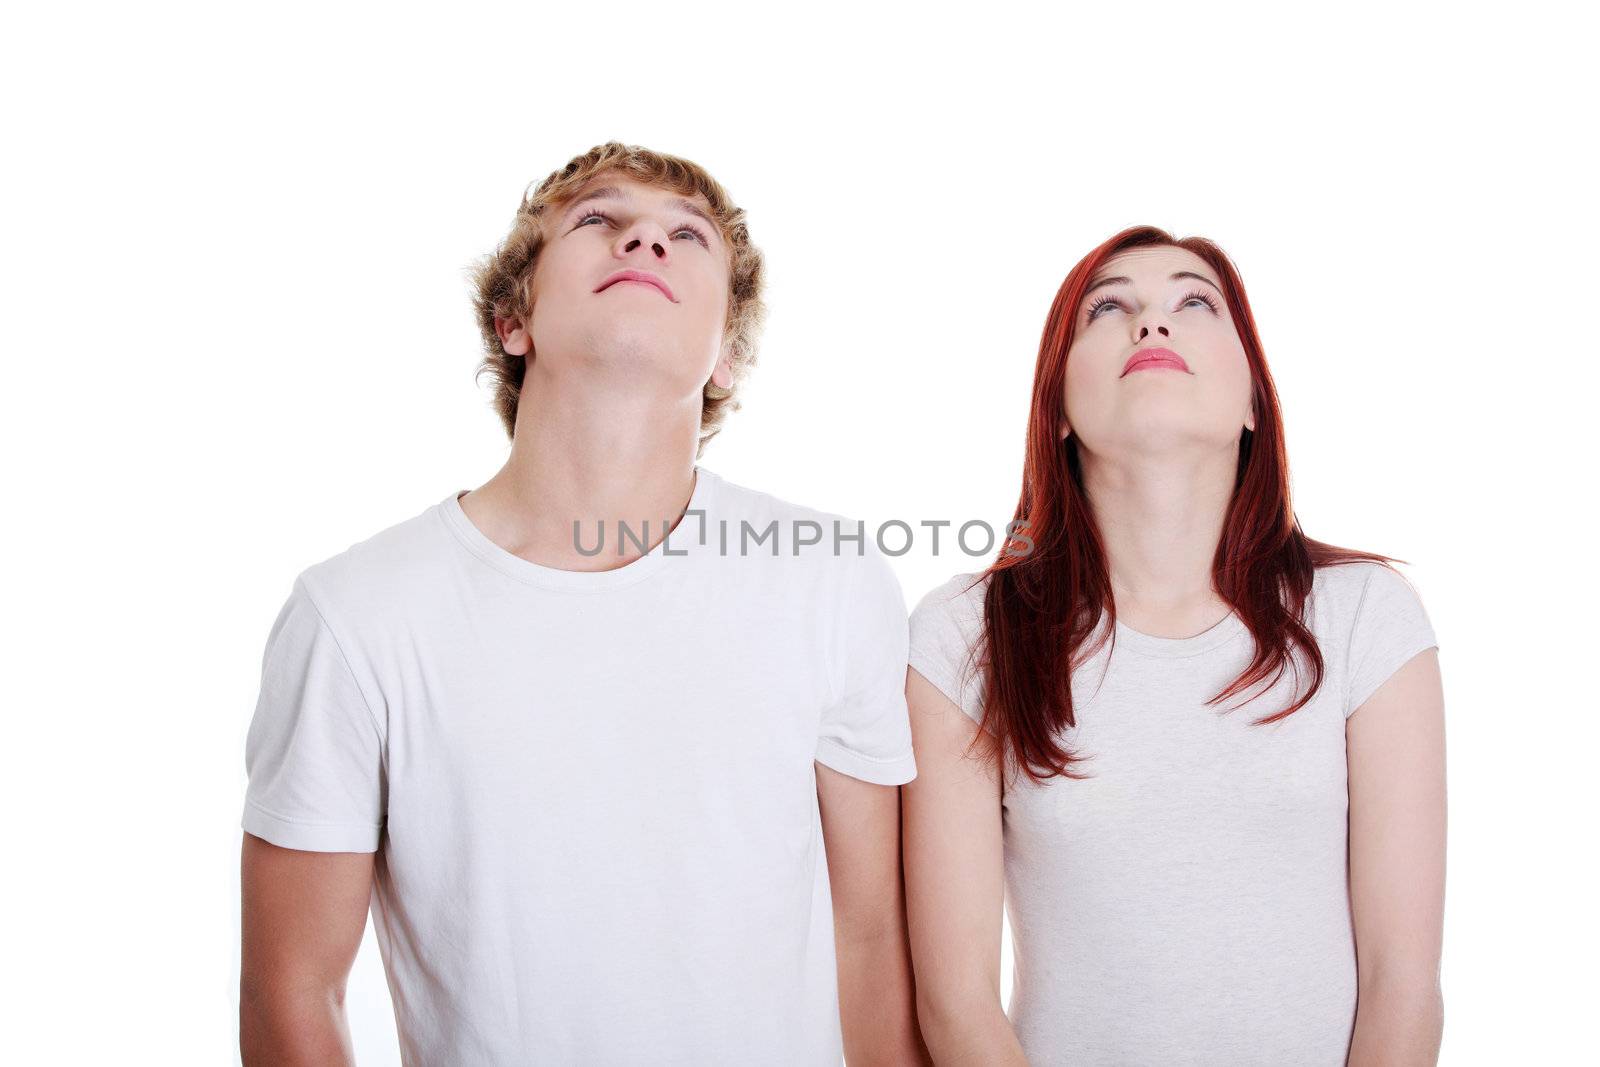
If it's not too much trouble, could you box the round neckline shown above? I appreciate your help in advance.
[438,466,719,591]
[1108,606,1249,659]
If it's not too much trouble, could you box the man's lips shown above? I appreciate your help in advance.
[594,269,677,303]
[1121,347,1190,376]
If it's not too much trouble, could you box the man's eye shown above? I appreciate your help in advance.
[576,211,610,227]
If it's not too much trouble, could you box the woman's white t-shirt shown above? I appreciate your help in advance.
[242,467,917,1065]
[908,560,1438,1067]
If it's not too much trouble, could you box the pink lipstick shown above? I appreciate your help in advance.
[1121,347,1190,376]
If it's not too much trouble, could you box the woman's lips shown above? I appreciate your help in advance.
[1121,347,1190,376]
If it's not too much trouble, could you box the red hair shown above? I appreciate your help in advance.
[975,226,1398,782]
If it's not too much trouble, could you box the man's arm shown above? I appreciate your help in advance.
[900,667,1027,1065]
[1346,648,1447,1066]
[816,760,931,1066]
[240,832,375,1067]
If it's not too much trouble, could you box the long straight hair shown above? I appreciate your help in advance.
[978,226,1397,783]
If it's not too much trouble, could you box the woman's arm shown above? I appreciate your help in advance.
[901,667,1028,1065]
[1346,647,1447,1066]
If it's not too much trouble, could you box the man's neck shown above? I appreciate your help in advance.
[462,368,704,573]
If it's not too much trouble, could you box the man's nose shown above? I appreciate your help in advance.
[615,219,671,261]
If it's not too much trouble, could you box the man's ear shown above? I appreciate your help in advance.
[494,314,532,358]
[710,339,734,390]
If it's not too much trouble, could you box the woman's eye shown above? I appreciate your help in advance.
[1087,299,1122,319]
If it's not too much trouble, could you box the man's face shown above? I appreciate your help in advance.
[495,174,734,395]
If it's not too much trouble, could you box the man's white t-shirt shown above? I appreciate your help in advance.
[242,467,917,1065]
[908,560,1439,1066]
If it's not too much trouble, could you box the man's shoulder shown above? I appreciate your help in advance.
[702,468,889,573]
[292,493,454,623]
[704,467,857,527]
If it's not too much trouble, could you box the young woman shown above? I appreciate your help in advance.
[903,227,1445,1066]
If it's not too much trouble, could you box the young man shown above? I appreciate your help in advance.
[238,142,925,1065]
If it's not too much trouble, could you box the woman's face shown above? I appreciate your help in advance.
[1061,245,1255,457]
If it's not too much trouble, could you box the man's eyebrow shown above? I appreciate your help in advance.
[557,186,721,238]
[667,196,720,235]
[1082,270,1224,299]
[558,185,623,217]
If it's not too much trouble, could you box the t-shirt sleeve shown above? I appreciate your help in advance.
[1343,563,1440,719]
[814,546,917,786]
[907,574,988,727]
[241,575,386,851]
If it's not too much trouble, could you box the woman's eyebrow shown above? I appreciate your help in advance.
[1083,274,1132,297]
[1083,270,1224,298]
[1172,270,1223,292]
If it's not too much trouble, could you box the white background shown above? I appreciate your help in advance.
[4,3,1595,1063]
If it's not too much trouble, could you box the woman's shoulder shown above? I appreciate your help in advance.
[910,569,991,630]
[907,570,993,724]
[1308,558,1435,655]
[908,569,992,661]
[1310,559,1438,716]
[1311,558,1427,614]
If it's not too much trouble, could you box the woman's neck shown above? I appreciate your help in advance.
[1079,440,1239,639]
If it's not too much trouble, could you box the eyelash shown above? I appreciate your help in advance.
[573,210,710,247]
[1086,288,1220,321]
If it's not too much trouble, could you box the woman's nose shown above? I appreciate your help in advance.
[1137,324,1170,340]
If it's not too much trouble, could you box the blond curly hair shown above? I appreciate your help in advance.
[469,142,766,455]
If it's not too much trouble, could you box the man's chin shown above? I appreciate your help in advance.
[539,333,702,397]
[584,332,674,369]
[533,321,715,386]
